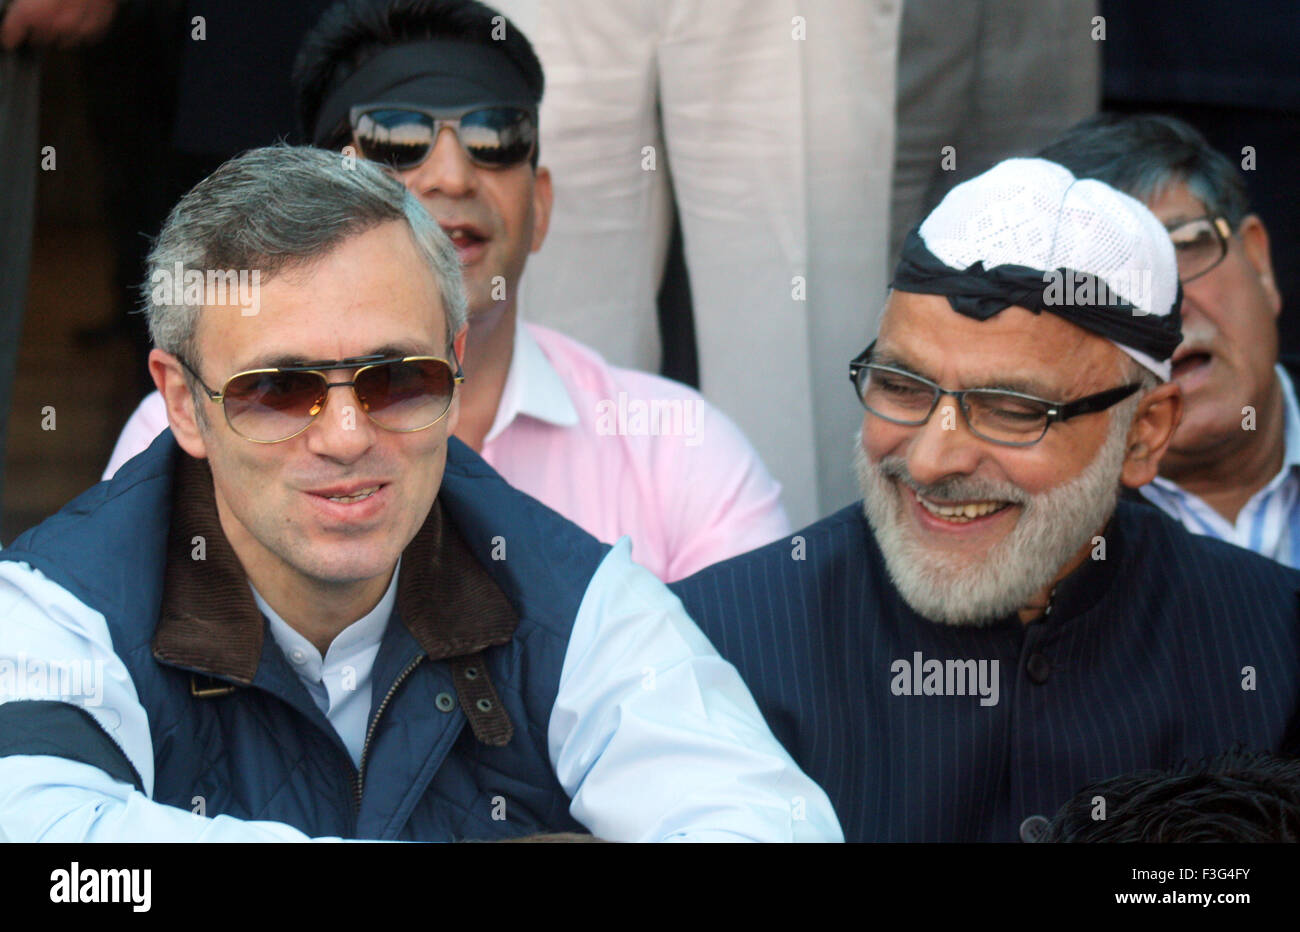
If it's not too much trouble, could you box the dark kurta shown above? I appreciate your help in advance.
[671,500,1300,842]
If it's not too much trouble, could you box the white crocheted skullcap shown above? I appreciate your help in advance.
[915,157,1180,380]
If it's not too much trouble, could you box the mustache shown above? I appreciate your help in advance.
[1178,328,1217,352]
[874,455,1030,506]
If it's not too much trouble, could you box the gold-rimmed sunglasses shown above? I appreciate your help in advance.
[179,352,465,443]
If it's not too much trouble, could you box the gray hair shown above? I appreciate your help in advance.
[1038,114,1250,226]
[143,144,467,365]
[1117,352,1161,393]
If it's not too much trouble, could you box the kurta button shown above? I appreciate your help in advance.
[435,692,455,712]
[1026,653,1051,684]
[476,698,494,712]
[1019,815,1050,843]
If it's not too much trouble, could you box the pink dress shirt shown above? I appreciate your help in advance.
[102,323,790,581]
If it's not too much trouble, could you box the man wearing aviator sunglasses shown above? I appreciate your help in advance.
[671,158,1300,841]
[1041,115,1298,568]
[0,146,840,842]
[104,0,790,584]
[176,352,465,443]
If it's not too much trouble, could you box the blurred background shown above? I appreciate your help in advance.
[3,0,1297,541]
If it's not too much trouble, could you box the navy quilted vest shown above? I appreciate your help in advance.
[1,431,609,840]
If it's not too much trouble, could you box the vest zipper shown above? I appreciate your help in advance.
[353,654,424,814]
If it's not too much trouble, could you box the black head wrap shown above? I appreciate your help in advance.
[892,227,1183,363]
[312,39,537,147]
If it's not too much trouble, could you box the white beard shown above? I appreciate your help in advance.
[854,409,1133,626]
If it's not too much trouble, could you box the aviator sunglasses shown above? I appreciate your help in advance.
[348,103,537,170]
[179,352,465,443]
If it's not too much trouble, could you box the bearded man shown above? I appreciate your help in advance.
[671,158,1300,842]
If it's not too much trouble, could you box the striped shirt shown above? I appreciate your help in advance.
[1141,364,1300,569]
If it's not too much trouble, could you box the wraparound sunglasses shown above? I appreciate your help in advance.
[348,103,537,170]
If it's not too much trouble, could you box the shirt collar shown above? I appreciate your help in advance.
[253,558,400,679]
[485,322,579,444]
[1274,363,1300,473]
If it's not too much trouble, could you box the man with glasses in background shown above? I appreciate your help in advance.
[0,146,840,842]
[671,158,1300,841]
[1040,115,1300,567]
[103,0,790,584]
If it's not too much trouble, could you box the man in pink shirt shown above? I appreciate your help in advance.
[104,0,788,582]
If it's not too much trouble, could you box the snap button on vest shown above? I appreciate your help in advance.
[435,692,455,712]
[1019,814,1050,842]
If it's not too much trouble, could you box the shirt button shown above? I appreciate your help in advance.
[1019,815,1050,843]
[435,692,455,712]
[1026,653,1051,684]
[290,649,307,665]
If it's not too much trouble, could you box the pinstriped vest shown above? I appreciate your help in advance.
[672,502,1300,841]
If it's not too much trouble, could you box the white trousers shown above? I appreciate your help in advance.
[494,0,901,527]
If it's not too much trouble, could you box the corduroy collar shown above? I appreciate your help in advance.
[153,452,519,683]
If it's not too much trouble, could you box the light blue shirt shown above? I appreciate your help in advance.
[1140,364,1300,568]
[252,562,398,770]
[0,538,841,842]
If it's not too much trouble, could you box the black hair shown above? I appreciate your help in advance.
[1045,748,1300,842]
[1037,113,1251,226]
[293,0,544,162]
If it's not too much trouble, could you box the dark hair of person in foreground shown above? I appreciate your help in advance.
[1046,749,1300,842]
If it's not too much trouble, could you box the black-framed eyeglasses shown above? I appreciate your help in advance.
[1167,215,1232,284]
[848,342,1142,447]
[348,103,537,170]
[179,352,465,443]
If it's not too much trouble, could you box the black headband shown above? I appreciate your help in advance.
[311,39,537,147]
[891,227,1184,362]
